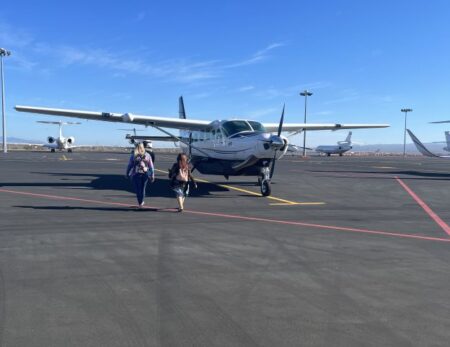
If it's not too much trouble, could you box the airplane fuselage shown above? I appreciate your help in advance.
[315,144,352,156]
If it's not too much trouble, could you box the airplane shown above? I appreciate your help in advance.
[37,120,80,152]
[16,97,389,196]
[407,129,450,158]
[432,131,450,153]
[315,131,353,156]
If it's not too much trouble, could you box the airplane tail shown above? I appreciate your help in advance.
[338,131,352,144]
[445,131,450,151]
[407,129,439,157]
[179,96,186,119]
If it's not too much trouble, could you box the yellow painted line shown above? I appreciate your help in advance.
[59,155,69,161]
[155,168,325,206]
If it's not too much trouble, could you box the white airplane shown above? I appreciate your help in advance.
[407,129,450,158]
[432,131,450,153]
[315,132,353,156]
[16,97,389,196]
[37,120,80,152]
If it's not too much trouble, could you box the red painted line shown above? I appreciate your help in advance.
[395,177,450,236]
[1,188,449,243]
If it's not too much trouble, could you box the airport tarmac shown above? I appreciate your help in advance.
[0,151,449,346]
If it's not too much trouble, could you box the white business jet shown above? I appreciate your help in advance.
[315,131,353,156]
[16,97,388,196]
[432,131,450,153]
[37,120,80,152]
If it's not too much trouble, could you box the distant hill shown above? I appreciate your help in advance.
[0,137,45,144]
[352,143,448,155]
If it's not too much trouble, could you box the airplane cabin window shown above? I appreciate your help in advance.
[222,121,252,136]
[248,121,266,132]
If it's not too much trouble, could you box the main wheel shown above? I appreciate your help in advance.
[260,179,271,196]
[50,149,55,153]
[68,149,73,153]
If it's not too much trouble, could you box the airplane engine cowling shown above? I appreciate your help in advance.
[67,137,75,144]
[47,136,55,144]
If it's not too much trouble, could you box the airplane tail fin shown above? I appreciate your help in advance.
[407,129,439,157]
[345,131,352,143]
[445,131,450,150]
[179,96,186,119]
[338,131,352,144]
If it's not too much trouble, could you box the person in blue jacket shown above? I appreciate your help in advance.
[126,143,155,208]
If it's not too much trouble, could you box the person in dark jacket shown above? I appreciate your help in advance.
[126,143,155,208]
[169,153,196,212]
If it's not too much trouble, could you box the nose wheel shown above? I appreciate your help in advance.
[258,167,272,196]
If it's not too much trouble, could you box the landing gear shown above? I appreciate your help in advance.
[50,149,55,153]
[261,179,271,196]
[68,149,73,153]
[339,153,343,156]
[259,167,272,196]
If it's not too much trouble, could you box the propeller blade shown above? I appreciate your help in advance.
[277,104,285,137]
[271,104,285,179]
[269,152,277,179]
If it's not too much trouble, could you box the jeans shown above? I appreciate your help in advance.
[132,173,148,205]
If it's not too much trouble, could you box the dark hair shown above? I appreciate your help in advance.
[177,153,188,169]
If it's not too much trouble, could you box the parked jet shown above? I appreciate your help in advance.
[37,120,80,152]
[407,129,450,158]
[315,132,353,156]
[17,98,388,196]
[432,131,450,152]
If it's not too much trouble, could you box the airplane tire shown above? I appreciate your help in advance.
[261,180,271,196]
[51,149,55,153]
[68,149,73,153]
[339,153,343,156]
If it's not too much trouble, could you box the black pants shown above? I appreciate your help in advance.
[132,173,148,205]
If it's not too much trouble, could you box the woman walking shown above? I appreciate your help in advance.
[126,143,155,208]
[169,153,197,212]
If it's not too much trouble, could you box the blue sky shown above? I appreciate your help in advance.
[1,0,450,146]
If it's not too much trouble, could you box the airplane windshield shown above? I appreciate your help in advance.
[248,121,266,132]
[221,121,253,136]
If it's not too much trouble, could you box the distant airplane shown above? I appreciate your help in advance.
[432,131,450,152]
[17,98,388,196]
[315,131,353,156]
[407,129,450,158]
[430,120,450,124]
[37,121,80,152]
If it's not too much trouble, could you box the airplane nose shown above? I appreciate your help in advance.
[270,135,285,149]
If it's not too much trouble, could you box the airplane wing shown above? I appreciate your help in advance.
[407,129,450,158]
[125,134,183,142]
[16,105,212,131]
[262,123,389,132]
[430,120,450,124]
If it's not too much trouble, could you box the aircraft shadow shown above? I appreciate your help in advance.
[2,172,229,198]
[15,205,178,213]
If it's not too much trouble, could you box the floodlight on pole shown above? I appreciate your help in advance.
[300,90,313,157]
[400,108,413,157]
[0,48,11,154]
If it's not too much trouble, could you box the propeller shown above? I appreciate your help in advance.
[269,104,285,179]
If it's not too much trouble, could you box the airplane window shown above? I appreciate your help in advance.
[222,121,252,136]
[248,121,266,132]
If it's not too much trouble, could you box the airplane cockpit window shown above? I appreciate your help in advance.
[222,121,252,137]
[248,121,266,132]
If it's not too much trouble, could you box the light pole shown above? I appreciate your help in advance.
[400,108,412,157]
[300,90,313,157]
[1,48,11,154]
